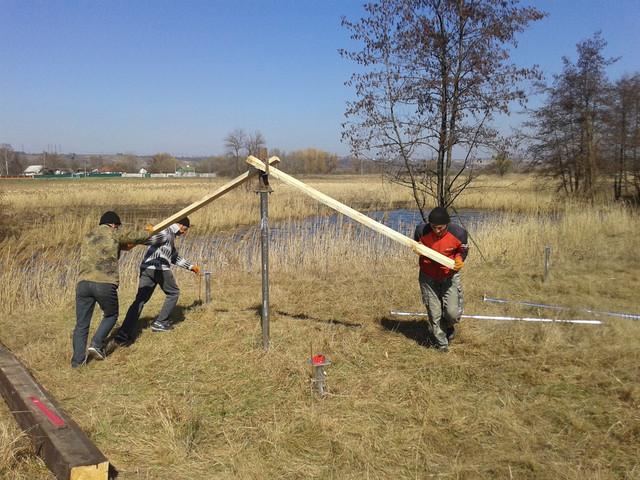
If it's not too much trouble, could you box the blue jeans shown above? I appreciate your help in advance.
[72,281,119,366]
[419,271,464,348]
[119,268,180,335]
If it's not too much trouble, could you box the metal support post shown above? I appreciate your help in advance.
[256,148,272,350]
[204,270,213,304]
[544,246,551,282]
[309,355,331,397]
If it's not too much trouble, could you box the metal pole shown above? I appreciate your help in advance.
[255,148,272,350]
[482,295,640,320]
[260,184,270,349]
[309,356,331,397]
[544,246,551,282]
[204,271,213,304]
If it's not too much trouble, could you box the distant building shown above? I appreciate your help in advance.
[176,166,196,177]
[99,164,124,174]
[24,165,45,175]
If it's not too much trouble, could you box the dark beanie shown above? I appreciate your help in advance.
[428,207,450,224]
[99,211,121,225]
[177,217,190,228]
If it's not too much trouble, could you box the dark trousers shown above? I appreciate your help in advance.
[119,268,180,335]
[72,281,119,366]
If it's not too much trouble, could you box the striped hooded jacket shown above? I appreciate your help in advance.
[139,224,193,272]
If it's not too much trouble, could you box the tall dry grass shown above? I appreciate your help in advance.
[0,173,638,479]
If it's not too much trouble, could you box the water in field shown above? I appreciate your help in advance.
[264,208,499,239]
[186,208,506,265]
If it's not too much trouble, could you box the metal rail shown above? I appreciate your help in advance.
[482,294,640,320]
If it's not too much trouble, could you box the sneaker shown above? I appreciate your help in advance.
[87,346,105,361]
[71,359,86,369]
[151,322,174,332]
[446,326,456,343]
[114,331,129,345]
[438,345,450,354]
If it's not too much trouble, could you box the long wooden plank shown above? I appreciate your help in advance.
[150,157,280,234]
[245,156,455,269]
[0,341,111,480]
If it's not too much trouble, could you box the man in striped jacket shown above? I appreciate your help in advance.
[115,217,200,343]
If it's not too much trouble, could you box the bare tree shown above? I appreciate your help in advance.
[224,128,248,174]
[119,153,139,173]
[603,74,640,202]
[341,0,545,218]
[224,128,267,173]
[88,155,104,172]
[246,130,266,157]
[1,144,15,176]
[150,152,178,173]
[200,154,230,174]
[527,32,617,198]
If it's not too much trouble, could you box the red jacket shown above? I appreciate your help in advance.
[414,223,469,279]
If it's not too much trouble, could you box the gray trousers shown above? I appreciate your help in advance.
[119,268,180,335]
[419,271,464,348]
[72,281,119,366]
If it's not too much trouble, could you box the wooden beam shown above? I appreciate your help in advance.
[245,156,455,269]
[150,157,280,234]
[0,341,112,480]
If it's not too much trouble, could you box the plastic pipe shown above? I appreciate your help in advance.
[388,311,602,325]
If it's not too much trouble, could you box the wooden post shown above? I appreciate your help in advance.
[0,341,111,479]
[149,156,280,234]
[245,156,455,269]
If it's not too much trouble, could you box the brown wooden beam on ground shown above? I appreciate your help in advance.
[0,341,111,480]
[245,155,455,269]
[150,156,280,234]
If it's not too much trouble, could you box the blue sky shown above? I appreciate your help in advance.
[1,1,639,157]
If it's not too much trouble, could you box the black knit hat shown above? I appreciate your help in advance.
[177,217,190,228]
[428,207,450,225]
[99,211,121,225]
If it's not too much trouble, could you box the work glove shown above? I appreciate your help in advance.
[121,244,135,251]
[145,225,154,232]
[453,257,463,271]
[412,243,423,256]
[191,265,201,276]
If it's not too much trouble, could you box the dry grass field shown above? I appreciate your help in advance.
[0,172,638,479]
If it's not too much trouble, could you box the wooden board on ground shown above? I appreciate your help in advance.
[0,341,111,480]
[245,155,455,269]
[150,156,280,234]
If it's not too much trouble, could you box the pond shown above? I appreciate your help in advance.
[193,208,505,253]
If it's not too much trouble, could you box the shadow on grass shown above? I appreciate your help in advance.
[272,308,363,328]
[380,316,432,348]
[108,300,204,347]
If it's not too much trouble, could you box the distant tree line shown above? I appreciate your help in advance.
[0,130,368,177]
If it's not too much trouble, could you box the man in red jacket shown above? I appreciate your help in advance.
[413,207,469,353]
